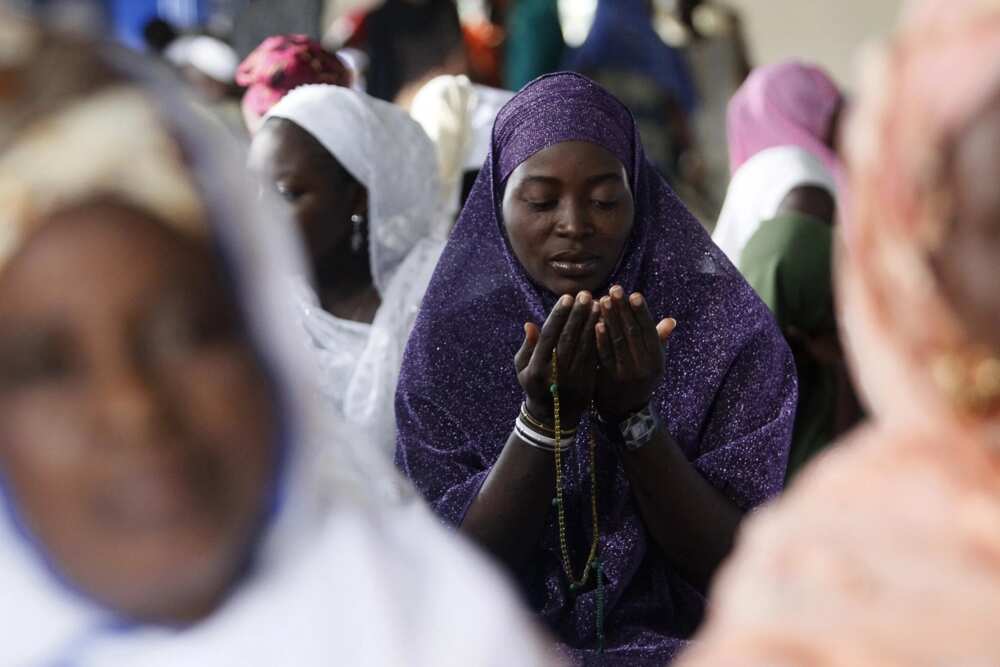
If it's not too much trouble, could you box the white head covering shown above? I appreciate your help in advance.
[711,145,836,269]
[0,31,553,665]
[265,84,447,293]
[410,75,514,219]
[165,35,239,84]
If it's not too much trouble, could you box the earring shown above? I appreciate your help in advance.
[351,213,365,254]
[932,351,1000,414]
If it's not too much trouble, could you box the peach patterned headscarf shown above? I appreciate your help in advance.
[675,2,1000,665]
[840,0,1000,433]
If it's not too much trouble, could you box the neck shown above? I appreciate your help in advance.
[313,244,380,323]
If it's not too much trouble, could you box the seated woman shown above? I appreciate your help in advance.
[738,200,862,481]
[248,84,447,466]
[395,72,796,665]
[713,60,844,266]
[712,62,858,479]
[0,26,552,666]
[679,2,1000,664]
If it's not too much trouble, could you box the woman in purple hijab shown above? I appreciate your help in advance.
[395,72,795,665]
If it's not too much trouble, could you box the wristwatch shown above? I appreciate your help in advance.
[600,404,660,452]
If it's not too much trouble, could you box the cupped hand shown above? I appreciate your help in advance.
[515,292,601,427]
[594,285,676,420]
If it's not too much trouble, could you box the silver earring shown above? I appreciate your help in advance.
[350,213,365,254]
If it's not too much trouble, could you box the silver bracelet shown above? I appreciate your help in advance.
[514,414,570,452]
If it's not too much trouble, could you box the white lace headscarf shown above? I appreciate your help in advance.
[264,84,448,293]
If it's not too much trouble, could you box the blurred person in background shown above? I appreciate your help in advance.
[396,72,796,665]
[248,83,449,473]
[0,16,554,666]
[678,1,1000,664]
[236,34,353,134]
[567,0,698,189]
[409,73,514,221]
[712,61,858,480]
[656,0,751,219]
[141,17,179,55]
[163,32,245,132]
[354,0,468,108]
[504,0,565,91]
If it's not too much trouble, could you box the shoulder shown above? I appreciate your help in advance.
[317,504,556,665]
[685,423,1000,664]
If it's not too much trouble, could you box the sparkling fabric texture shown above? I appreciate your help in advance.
[395,72,796,665]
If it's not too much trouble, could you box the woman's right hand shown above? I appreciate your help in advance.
[515,292,601,428]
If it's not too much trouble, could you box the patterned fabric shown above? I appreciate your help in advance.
[677,3,1000,665]
[395,72,795,665]
[236,34,351,132]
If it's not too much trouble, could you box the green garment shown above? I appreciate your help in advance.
[504,0,565,91]
[739,213,836,481]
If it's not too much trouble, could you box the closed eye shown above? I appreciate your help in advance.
[524,199,557,212]
[276,183,303,203]
[593,199,619,211]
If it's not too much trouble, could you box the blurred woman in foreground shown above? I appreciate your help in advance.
[679,1,1000,664]
[0,18,552,666]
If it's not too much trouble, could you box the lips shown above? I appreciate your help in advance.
[549,250,601,278]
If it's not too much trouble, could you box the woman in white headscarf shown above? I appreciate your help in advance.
[248,84,449,465]
[0,18,554,666]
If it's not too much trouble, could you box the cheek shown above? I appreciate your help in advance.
[935,236,1000,348]
[597,205,635,252]
[164,347,276,489]
[0,391,100,548]
[504,211,550,264]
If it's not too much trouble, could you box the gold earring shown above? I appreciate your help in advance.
[932,352,1000,414]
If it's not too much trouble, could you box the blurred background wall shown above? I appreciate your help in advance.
[727,0,905,88]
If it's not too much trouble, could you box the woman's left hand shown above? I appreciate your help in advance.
[594,285,676,420]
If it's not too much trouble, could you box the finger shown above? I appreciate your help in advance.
[515,322,539,373]
[573,301,601,372]
[557,292,593,363]
[529,294,574,375]
[600,292,629,373]
[628,292,662,356]
[656,318,678,345]
[611,286,646,367]
[595,320,615,371]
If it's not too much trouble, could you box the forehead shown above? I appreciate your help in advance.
[249,118,340,176]
[510,141,628,185]
[0,203,212,316]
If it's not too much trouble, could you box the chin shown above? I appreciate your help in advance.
[83,523,249,625]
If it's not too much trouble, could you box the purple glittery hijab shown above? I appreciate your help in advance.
[396,73,795,665]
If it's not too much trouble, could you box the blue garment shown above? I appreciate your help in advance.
[566,0,698,113]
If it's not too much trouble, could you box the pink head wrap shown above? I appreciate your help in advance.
[726,61,844,178]
[236,34,351,132]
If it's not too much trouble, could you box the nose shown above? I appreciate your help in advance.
[94,348,171,449]
[554,198,594,239]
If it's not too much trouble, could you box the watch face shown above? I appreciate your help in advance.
[622,407,658,450]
